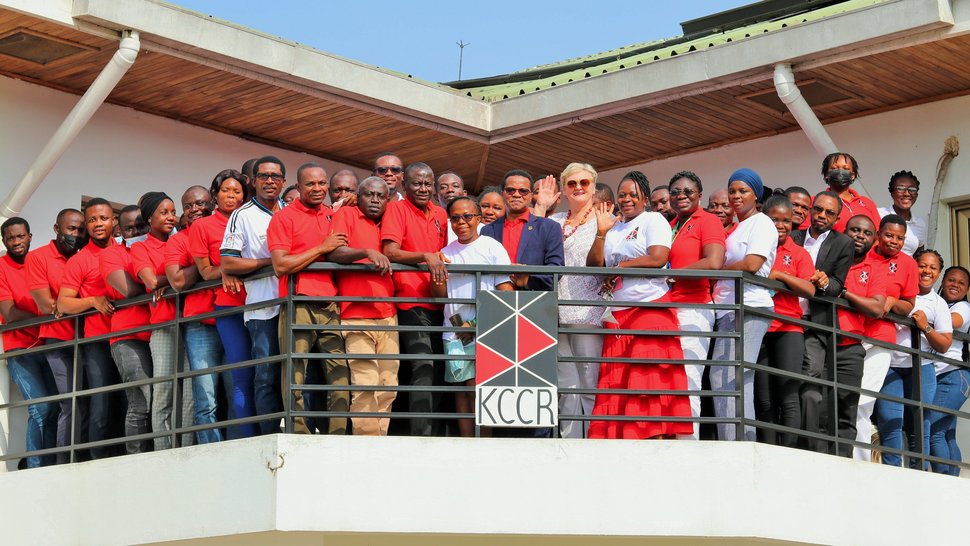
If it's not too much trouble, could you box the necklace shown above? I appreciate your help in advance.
[562,206,592,240]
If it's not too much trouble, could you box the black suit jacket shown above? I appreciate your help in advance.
[791,228,853,326]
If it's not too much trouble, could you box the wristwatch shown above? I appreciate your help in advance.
[924,324,933,334]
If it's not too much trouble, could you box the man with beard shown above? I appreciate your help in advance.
[268,162,350,435]
[650,185,676,222]
[791,191,854,450]
[165,185,224,444]
[820,152,879,233]
[382,162,449,436]
[0,217,58,467]
[706,188,734,230]
[853,214,918,460]
[221,155,286,433]
[329,177,398,435]
[824,214,888,456]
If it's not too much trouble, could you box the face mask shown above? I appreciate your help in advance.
[57,234,84,254]
[826,169,853,186]
[117,234,148,247]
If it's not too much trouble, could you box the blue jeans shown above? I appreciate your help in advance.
[215,307,257,439]
[876,364,937,467]
[184,323,225,444]
[927,368,970,475]
[7,352,59,468]
[247,316,282,435]
[710,310,772,441]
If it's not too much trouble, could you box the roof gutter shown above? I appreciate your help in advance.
[0,30,140,222]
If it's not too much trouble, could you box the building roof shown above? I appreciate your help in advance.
[0,0,968,191]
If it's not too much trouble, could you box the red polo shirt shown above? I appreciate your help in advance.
[502,212,529,262]
[165,228,215,325]
[267,198,337,298]
[189,212,247,307]
[838,256,888,346]
[0,254,40,350]
[668,209,726,303]
[866,246,918,343]
[330,206,395,319]
[100,245,150,343]
[25,241,74,341]
[768,237,815,333]
[831,188,879,234]
[131,234,175,324]
[61,240,114,339]
[380,198,446,311]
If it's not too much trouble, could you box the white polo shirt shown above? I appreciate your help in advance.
[221,198,283,322]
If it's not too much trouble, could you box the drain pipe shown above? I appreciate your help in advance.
[0,31,140,222]
[774,63,838,158]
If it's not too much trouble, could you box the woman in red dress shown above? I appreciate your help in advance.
[585,175,692,439]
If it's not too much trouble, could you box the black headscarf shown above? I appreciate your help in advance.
[139,191,172,223]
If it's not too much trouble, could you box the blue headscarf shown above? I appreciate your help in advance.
[728,168,764,200]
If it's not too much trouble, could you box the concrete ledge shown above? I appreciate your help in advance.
[1,434,967,545]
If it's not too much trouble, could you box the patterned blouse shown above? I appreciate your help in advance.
[550,211,605,325]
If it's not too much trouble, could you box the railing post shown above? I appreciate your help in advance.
[829,298,839,456]
[70,314,80,463]
[735,275,745,441]
[172,290,182,448]
[283,274,295,433]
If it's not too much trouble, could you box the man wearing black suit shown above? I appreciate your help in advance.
[790,190,854,451]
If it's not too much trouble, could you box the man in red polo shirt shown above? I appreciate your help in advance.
[826,214,887,457]
[0,217,58,468]
[165,185,225,444]
[820,152,880,233]
[25,208,87,463]
[853,213,918,461]
[99,205,154,454]
[329,176,397,436]
[382,162,448,436]
[268,162,350,435]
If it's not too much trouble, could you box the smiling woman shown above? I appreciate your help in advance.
[878,170,926,256]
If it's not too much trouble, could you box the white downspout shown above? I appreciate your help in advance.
[773,63,838,158]
[0,30,140,222]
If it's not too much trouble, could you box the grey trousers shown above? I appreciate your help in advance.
[150,326,195,450]
[710,310,772,441]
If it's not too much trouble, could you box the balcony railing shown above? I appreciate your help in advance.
[1,262,967,473]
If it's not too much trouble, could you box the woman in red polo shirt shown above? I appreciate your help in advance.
[755,195,815,448]
[190,170,257,439]
[585,176,692,440]
[132,192,193,449]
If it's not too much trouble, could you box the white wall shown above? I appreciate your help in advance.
[0,75,368,245]
[601,93,970,264]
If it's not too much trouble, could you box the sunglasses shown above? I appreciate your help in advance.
[449,213,480,224]
[565,179,592,189]
[375,166,404,175]
[504,187,532,196]
[254,172,284,182]
[669,188,697,197]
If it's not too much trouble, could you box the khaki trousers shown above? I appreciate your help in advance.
[342,316,400,436]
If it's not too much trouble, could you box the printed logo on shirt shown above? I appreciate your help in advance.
[626,227,639,241]
[889,261,898,273]
[782,254,792,266]
[859,270,869,284]
[434,218,442,235]
[223,233,242,248]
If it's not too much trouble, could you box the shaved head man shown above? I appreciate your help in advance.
[707,188,733,229]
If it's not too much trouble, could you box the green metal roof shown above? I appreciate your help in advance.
[452,0,885,102]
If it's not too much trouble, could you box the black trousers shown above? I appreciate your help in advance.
[755,331,804,448]
[392,307,445,436]
[822,343,866,457]
[82,340,123,459]
[799,330,829,451]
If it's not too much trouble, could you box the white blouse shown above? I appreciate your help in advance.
[550,211,605,325]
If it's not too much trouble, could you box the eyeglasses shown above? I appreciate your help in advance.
[504,187,532,196]
[255,172,284,182]
[565,179,592,189]
[375,166,404,175]
[669,188,697,198]
[892,186,919,195]
[449,213,480,224]
[811,205,839,217]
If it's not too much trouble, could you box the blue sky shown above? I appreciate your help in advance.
[172,1,751,83]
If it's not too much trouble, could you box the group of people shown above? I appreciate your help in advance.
[0,150,966,476]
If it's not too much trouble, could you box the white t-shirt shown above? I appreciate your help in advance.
[440,236,512,342]
[892,290,952,369]
[936,300,970,374]
[220,198,283,322]
[878,206,926,257]
[712,212,777,310]
[603,211,671,305]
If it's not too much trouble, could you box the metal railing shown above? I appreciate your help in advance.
[1,262,967,473]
